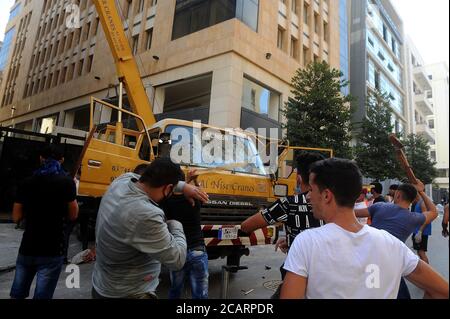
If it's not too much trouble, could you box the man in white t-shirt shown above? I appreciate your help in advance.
[280,158,449,299]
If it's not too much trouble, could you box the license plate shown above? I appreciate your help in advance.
[218,226,238,240]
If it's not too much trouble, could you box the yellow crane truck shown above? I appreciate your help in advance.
[77,0,333,268]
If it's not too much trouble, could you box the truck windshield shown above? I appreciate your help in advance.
[165,125,267,176]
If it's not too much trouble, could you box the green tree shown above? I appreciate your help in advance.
[283,61,354,158]
[402,133,437,184]
[354,90,401,181]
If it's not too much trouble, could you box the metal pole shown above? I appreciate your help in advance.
[220,266,230,299]
[118,81,123,123]
[115,82,124,145]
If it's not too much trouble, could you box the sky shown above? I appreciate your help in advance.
[391,0,449,66]
[0,0,448,66]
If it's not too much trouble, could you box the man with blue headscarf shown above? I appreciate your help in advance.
[10,145,79,299]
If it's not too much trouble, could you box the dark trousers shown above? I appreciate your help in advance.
[63,221,76,261]
[397,277,411,299]
[10,254,64,299]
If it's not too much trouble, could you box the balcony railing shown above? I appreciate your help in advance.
[415,123,435,143]
[414,93,434,116]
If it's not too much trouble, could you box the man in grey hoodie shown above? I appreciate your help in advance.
[92,158,209,299]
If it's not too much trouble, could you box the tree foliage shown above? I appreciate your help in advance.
[354,90,401,181]
[402,133,437,184]
[283,61,354,158]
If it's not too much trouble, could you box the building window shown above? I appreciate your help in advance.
[92,18,100,35]
[290,37,298,59]
[61,66,68,84]
[0,27,16,71]
[323,21,329,42]
[236,0,259,31]
[430,151,436,162]
[314,13,319,34]
[136,0,145,14]
[277,27,284,50]
[291,0,298,14]
[374,70,380,90]
[382,24,388,42]
[47,73,53,89]
[172,0,259,40]
[124,0,132,19]
[67,31,74,49]
[391,39,396,56]
[68,62,75,81]
[132,35,139,55]
[303,46,309,65]
[145,28,153,51]
[53,69,60,87]
[60,36,67,54]
[36,114,58,134]
[77,59,84,76]
[74,28,81,46]
[428,119,435,129]
[303,3,308,24]
[87,55,94,73]
[84,22,91,41]
[241,76,280,121]
[437,169,449,178]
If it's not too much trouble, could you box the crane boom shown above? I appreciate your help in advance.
[93,0,156,128]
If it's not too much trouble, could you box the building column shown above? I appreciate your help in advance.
[208,55,243,128]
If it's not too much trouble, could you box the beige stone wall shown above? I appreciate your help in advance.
[0,0,341,129]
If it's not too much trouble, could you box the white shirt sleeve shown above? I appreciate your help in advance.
[398,240,420,277]
[283,232,310,278]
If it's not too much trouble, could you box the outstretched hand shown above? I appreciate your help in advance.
[182,183,209,206]
[413,179,425,193]
[415,231,423,244]
[275,238,288,254]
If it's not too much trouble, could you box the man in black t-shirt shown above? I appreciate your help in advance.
[161,170,208,299]
[241,152,326,298]
[371,182,386,204]
[10,146,79,299]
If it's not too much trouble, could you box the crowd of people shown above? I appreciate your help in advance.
[8,145,449,299]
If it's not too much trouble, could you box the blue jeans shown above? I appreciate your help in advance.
[169,249,209,299]
[10,254,64,299]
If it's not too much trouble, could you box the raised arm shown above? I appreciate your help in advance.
[406,260,449,299]
[241,211,268,234]
[415,181,437,229]
[241,198,289,234]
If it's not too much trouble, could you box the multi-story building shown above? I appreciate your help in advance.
[404,36,434,145]
[349,0,407,135]
[339,0,350,95]
[425,62,449,199]
[0,40,4,86]
[0,0,343,137]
